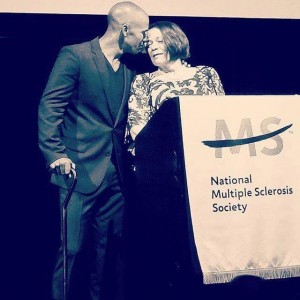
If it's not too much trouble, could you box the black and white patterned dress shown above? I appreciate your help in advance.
[125,66,225,151]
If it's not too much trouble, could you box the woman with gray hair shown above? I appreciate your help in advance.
[125,21,225,300]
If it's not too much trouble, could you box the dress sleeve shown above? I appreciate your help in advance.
[126,73,152,141]
[197,66,225,95]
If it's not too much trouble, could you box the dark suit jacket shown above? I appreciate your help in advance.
[38,37,135,193]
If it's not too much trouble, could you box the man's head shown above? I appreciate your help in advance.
[107,1,149,54]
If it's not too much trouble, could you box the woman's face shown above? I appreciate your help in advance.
[146,27,170,67]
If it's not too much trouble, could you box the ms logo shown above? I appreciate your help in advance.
[202,117,292,158]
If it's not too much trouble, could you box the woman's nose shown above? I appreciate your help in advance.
[150,43,158,51]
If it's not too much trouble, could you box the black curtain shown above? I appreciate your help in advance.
[0,13,299,300]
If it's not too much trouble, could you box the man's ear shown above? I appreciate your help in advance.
[122,24,129,37]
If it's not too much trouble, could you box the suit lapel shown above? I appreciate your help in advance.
[91,37,114,125]
[91,37,134,127]
[113,65,132,126]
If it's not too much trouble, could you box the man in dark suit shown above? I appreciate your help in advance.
[38,2,149,299]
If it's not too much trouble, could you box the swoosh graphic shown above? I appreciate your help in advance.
[202,124,292,148]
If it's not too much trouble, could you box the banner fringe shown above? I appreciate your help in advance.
[203,266,300,284]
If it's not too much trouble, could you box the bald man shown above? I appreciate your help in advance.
[38,2,149,299]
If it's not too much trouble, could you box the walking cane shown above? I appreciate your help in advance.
[61,168,77,300]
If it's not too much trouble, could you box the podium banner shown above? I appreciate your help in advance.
[179,95,300,284]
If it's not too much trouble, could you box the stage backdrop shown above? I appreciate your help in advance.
[1,0,299,19]
[179,95,300,284]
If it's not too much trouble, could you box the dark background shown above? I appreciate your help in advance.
[0,13,299,300]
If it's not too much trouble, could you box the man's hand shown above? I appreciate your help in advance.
[49,158,75,177]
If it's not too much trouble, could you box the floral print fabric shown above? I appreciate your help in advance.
[125,66,225,150]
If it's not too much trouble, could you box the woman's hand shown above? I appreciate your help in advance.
[165,90,178,99]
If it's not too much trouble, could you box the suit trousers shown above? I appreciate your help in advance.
[52,160,125,300]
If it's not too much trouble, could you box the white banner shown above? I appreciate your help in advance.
[179,95,300,284]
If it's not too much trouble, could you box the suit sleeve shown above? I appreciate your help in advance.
[38,46,79,167]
